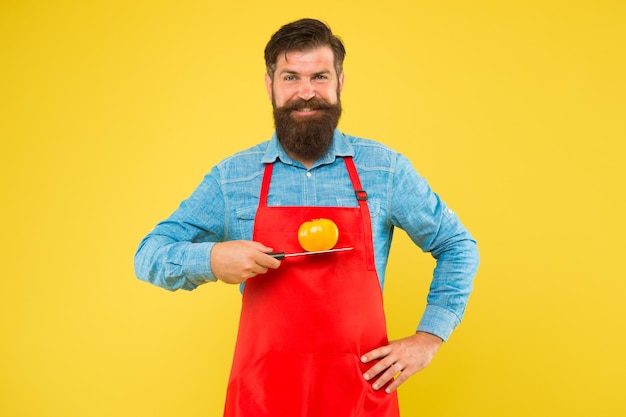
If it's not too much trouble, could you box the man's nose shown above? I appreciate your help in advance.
[297,80,316,100]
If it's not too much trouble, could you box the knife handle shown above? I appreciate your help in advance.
[268,252,286,260]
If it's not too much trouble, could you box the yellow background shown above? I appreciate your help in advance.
[2,1,625,416]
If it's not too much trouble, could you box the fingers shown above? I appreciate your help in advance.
[381,364,410,393]
[361,346,404,393]
[248,252,281,275]
[211,240,281,284]
[256,250,282,270]
[360,333,441,393]
[241,241,282,270]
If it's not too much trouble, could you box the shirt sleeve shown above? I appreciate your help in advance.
[389,155,479,341]
[134,169,226,291]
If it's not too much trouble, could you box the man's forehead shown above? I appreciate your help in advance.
[276,46,335,70]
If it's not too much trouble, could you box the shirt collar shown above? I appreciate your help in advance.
[261,129,354,168]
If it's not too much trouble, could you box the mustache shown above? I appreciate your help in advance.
[277,96,337,112]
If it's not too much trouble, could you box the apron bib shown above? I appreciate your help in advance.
[223,157,400,417]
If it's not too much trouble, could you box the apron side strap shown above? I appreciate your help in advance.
[343,157,376,271]
[259,163,273,207]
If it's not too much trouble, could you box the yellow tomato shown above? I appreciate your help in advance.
[297,218,339,252]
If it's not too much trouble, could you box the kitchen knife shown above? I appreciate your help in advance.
[268,247,353,260]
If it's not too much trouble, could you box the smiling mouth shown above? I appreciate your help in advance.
[293,107,318,114]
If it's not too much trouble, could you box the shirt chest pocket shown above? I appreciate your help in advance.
[235,199,380,240]
[235,206,257,240]
[335,198,381,217]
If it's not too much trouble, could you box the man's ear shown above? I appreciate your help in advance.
[338,72,345,93]
[265,73,273,102]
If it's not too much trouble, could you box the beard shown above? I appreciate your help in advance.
[273,95,342,162]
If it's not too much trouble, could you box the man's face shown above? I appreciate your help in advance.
[265,46,345,164]
[266,46,344,109]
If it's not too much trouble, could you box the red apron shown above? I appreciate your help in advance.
[223,157,400,417]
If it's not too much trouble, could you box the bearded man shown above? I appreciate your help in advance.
[135,18,479,417]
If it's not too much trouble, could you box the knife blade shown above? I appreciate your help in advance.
[268,247,353,260]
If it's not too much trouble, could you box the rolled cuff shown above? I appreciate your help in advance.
[416,304,461,342]
[177,242,217,290]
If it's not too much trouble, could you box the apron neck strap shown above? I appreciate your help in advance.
[343,157,368,203]
[260,157,366,207]
[343,157,376,270]
[259,162,274,206]
[260,157,375,270]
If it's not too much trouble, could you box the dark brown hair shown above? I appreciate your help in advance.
[264,18,346,80]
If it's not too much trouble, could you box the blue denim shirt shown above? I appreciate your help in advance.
[135,129,479,341]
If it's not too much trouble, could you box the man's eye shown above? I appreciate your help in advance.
[315,75,328,80]
[284,75,296,81]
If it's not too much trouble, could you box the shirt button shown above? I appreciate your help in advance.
[306,172,312,178]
